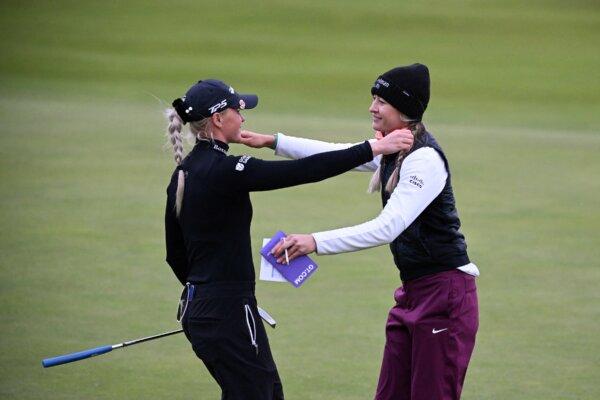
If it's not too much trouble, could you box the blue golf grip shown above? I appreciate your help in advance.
[42,345,113,368]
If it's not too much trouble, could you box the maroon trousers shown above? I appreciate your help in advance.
[375,270,478,400]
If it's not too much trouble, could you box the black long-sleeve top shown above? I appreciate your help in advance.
[165,139,374,285]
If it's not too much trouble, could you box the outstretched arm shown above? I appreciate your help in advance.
[219,130,411,193]
[275,133,381,172]
[239,130,413,172]
[271,148,447,262]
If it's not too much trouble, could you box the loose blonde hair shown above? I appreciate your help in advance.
[367,115,424,194]
[189,118,213,141]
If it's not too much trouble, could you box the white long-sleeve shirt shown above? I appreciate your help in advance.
[275,134,381,172]
[275,133,479,277]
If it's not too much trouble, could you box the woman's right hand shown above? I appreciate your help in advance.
[240,130,275,149]
[370,128,413,156]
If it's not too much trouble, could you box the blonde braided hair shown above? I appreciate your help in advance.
[165,108,187,217]
[164,109,219,217]
[166,109,185,165]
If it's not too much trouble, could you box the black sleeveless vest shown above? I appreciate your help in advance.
[380,129,470,281]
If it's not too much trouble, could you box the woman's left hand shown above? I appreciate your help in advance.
[271,234,316,264]
[240,130,274,148]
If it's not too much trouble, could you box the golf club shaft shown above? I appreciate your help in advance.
[120,329,183,348]
[42,307,275,368]
[42,329,183,368]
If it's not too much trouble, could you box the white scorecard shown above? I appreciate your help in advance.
[259,238,286,282]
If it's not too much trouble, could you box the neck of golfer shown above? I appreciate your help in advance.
[383,124,410,136]
[211,131,228,143]
[208,123,231,144]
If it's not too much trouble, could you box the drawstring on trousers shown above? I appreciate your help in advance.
[177,282,193,323]
[244,304,258,355]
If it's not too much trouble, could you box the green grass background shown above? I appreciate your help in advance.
[1,1,599,399]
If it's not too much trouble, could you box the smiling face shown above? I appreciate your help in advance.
[369,95,410,134]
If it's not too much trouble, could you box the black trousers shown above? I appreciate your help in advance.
[181,282,284,400]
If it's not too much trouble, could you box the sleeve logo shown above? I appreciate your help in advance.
[409,175,424,188]
[235,155,252,172]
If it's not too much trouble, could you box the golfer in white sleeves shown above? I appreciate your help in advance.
[241,64,479,400]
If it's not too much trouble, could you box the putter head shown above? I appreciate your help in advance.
[257,306,277,328]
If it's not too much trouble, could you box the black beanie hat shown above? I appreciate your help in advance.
[371,63,430,121]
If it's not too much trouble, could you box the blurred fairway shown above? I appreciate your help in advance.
[1,1,599,399]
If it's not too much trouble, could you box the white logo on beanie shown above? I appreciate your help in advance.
[377,78,390,87]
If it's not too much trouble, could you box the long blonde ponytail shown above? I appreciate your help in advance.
[165,108,186,217]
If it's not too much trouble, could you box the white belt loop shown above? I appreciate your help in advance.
[244,304,258,355]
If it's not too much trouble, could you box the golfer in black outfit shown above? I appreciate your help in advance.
[163,79,414,399]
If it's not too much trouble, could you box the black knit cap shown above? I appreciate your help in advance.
[371,63,430,121]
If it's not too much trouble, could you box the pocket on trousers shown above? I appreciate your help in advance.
[447,275,466,314]
[187,298,235,361]
[189,297,235,331]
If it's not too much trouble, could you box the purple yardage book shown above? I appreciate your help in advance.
[260,231,318,288]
